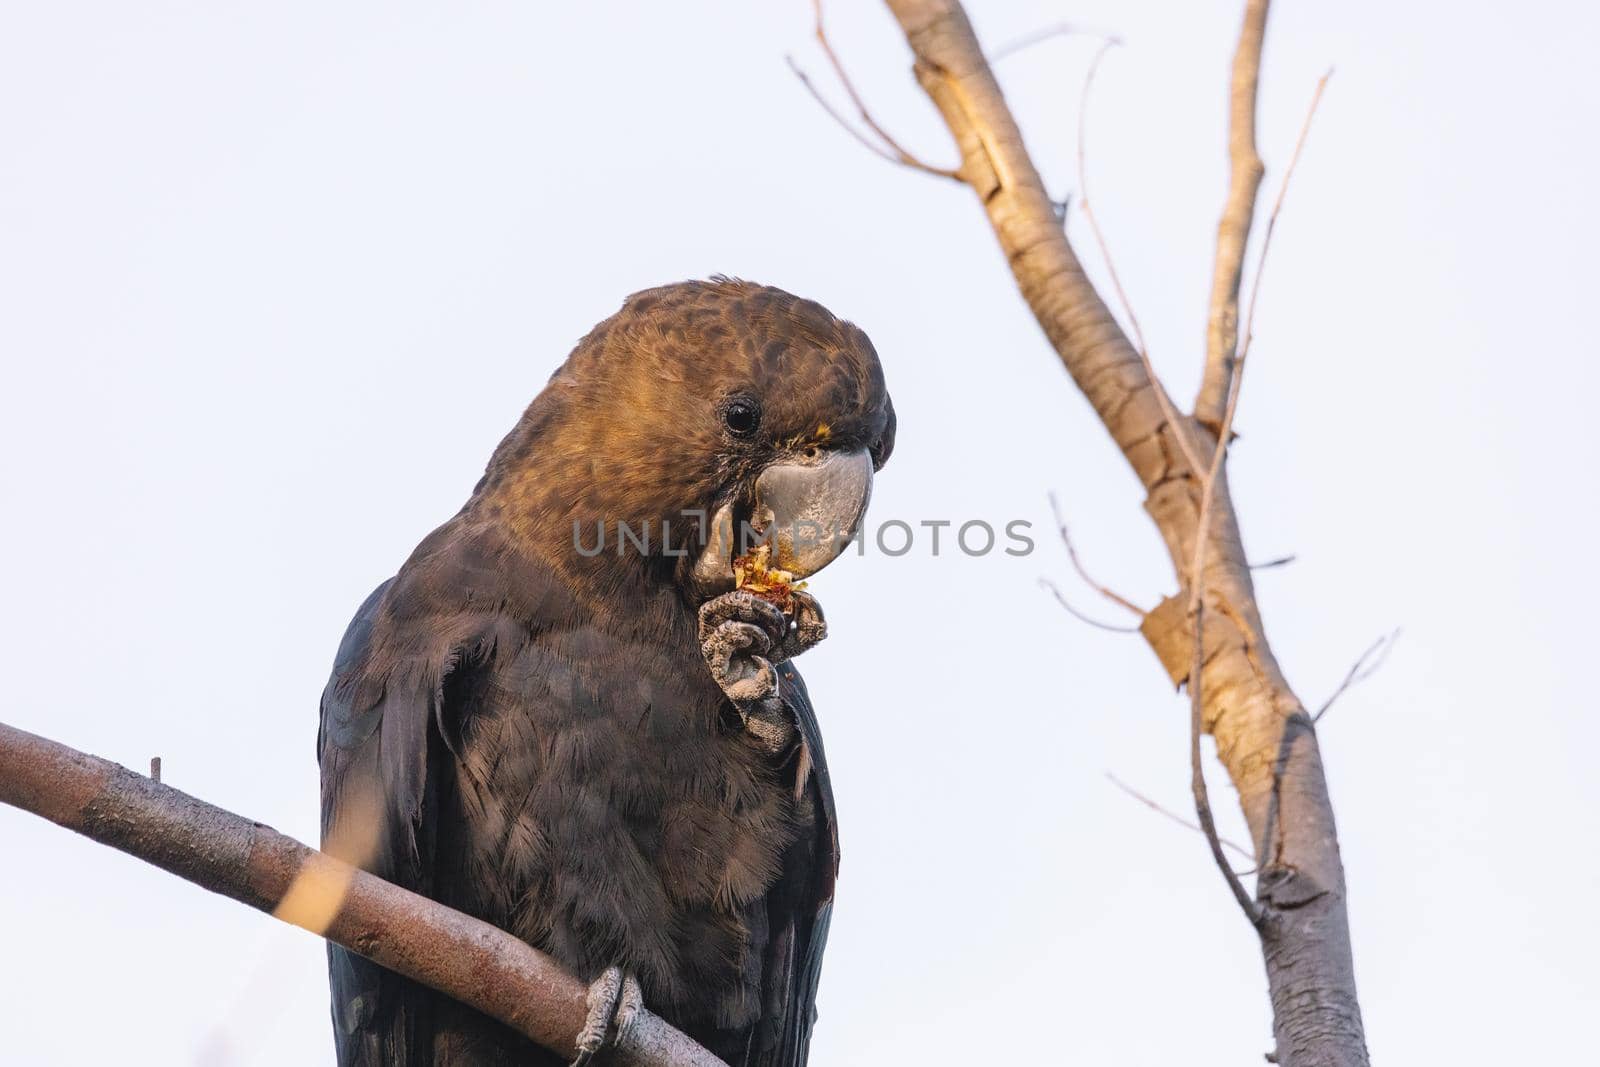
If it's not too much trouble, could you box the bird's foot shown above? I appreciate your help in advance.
[699,590,822,751]
[699,590,785,702]
[570,965,642,1067]
[780,590,828,661]
[700,589,827,671]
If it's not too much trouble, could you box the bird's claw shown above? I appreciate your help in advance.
[700,589,827,668]
[782,590,828,661]
[570,965,642,1067]
[699,590,824,751]
[700,609,780,705]
[700,589,796,702]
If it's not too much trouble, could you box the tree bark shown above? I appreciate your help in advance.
[877,2,1369,1063]
[0,720,724,1067]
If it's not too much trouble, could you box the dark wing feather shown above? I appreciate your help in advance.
[753,665,839,1067]
[318,575,485,1067]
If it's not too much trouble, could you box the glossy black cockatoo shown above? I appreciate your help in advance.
[318,279,894,1066]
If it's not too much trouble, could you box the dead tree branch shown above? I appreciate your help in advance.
[990,23,1119,64]
[1314,629,1400,722]
[1238,70,1332,361]
[789,1,961,180]
[1187,234,1264,928]
[1184,79,1332,907]
[1182,64,1336,926]
[1048,491,1145,617]
[1195,0,1270,431]
[0,720,724,1067]
[1188,267,1269,925]
[867,2,1370,1062]
[1105,772,1254,865]
[1074,40,1208,484]
[1039,577,1141,634]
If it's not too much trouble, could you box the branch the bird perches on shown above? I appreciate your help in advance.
[0,720,725,1067]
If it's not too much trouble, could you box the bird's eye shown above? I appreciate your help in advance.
[721,397,761,438]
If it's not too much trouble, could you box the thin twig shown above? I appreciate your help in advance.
[1039,579,1140,634]
[788,1,962,181]
[1075,41,1208,483]
[1249,554,1297,570]
[1186,378,1263,927]
[1314,628,1400,722]
[787,59,914,171]
[990,22,1120,63]
[1236,71,1332,366]
[1047,491,1144,616]
[1186,70,1333,930]
[1106,773,1255,866]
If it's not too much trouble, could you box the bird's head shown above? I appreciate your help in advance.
[478,278,895,599]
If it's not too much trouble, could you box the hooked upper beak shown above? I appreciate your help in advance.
[692,448,874,590]
[752,447,874,578]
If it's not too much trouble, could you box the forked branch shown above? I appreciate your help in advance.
[1040,577,1141,634]
[871,1,1369,1061]
[1185,68,1332,930]
[1048,491,1145,617]
[789,0,962,180]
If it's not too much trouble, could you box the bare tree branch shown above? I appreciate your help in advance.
[1195,0,1270,431]
[1047,491,1145,617]
[1039,578,1141,634]
[1105,772,1255,865]
[869,2,1370,1062]
[788,1,962,180]
[989,22,1118,64]
[1185,57,1331,934]
[786,58,921,174]
[1237,70,1332,361]
[1075,40,1208,483]
[1314,628,1400,722]
[1187,307,1265,928]
[0,720,724,1067]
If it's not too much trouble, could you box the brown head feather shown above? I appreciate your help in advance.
[470,279,894,600]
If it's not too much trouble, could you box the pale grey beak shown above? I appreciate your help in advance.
[690,448,874,591]
[751,448,873,578]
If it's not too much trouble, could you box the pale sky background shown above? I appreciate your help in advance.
[2,2,1596,1064]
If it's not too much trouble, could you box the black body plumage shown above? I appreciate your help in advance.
[318,280,892,1066]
